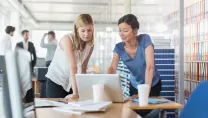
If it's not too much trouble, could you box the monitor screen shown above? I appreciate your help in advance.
[0,55,6,74]
[3,50,36,118]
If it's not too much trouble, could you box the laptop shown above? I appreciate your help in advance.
[76,74,128,103]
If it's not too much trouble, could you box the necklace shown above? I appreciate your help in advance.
[124,41,138,50]
[124,41,138,59]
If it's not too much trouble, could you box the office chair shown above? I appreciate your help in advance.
[179,81,208,118]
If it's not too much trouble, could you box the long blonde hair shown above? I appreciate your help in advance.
[72,14,94,51]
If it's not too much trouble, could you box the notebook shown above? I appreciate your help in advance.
[68,100,108,107]
[54,100,112,115]
[66,100,112,111]
[132,98,169,104]
[53,106,107,115]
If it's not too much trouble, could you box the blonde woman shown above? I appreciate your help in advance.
[46,14,94,99]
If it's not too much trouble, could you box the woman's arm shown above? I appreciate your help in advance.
[107,53,120,74]
[82,46,94,74]
[145,45,155,87]
[60,35,78,95]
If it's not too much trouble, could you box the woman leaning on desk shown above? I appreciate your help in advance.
[45,14,94,99]
[108,14,162,99]
[108,14,162,117]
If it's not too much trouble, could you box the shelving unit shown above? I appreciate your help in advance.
[166,0,208,104]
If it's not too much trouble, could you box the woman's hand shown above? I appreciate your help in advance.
[64,93,79,102]
[129,94,139,100]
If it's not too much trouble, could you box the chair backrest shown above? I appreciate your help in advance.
[180,81,208,118]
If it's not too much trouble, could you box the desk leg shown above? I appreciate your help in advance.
[32,81,36,93]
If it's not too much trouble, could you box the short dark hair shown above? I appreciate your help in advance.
[118,14,140,30]
[21,30,29,36]
[48,31,55,38]
[5,26,15,34]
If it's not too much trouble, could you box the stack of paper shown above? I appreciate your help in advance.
[53,100,112,115]
[35,99,67,107]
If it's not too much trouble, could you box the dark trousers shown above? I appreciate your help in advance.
[46,79,73,98]
[130,80,162,117]
[24,88,34,103]
[130,80,161,96]
[46,61,52,67]
[30,62,34,75]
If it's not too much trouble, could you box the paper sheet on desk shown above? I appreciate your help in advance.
[24,105,35,113]
[132,98,169,104]
[68,100,110,107]
[53,100,112,115]
[35,99,67,107]
[53,106,107,115]
[24,110,35,118]
[66,100,112,111]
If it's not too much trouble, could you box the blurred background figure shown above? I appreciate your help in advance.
[16,30,37,75]
[15,48,34,103]
[40,31,57,67]
[0,26,15,55]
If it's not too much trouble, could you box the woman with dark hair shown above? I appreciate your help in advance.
[108,14,161,117]
[0,26,15,55]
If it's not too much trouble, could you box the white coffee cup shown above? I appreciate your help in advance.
[92,84,111,102]
[137,84,150,106]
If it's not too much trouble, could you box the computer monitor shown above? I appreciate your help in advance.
[0,55,6,74]
[76,74,125,103]
[1,55,12,118]
[3,50,36,118]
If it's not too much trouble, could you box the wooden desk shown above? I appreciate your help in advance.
[32,98,183,118]
[124,98,183,110]
[123,98,183,118]
[32,98,141,118]
[35,105,141,118]
[35,97,184,110]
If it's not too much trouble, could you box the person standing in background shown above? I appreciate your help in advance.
[0,26,15,55]
[16,30,37,74]
[40,31,58,67]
